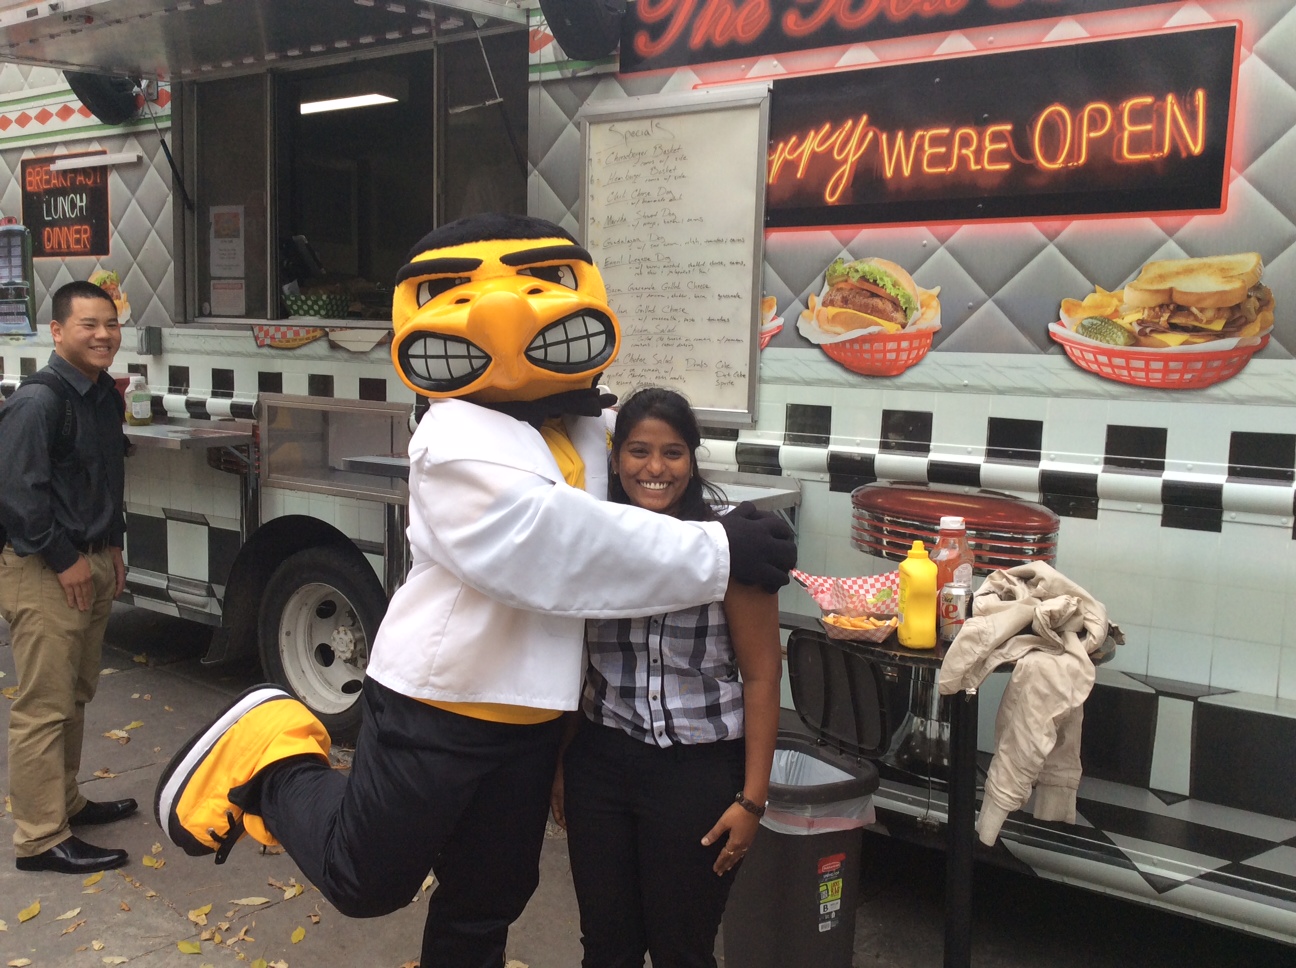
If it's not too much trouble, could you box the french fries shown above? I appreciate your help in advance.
[823,613,897,631]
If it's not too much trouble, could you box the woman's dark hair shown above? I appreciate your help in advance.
[609,387,726,521]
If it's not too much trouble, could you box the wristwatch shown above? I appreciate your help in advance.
[734,792,766,817]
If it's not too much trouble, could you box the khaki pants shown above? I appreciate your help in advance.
[0,544,116,856]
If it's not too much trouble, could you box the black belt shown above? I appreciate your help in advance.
[75,538,112,554]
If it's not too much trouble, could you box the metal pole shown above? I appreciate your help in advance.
[944,688,978,968]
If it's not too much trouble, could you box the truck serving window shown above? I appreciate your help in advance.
[186,33,526,324]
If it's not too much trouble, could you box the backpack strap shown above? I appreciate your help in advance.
[18,370,78,461]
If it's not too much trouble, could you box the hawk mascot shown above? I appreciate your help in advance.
[155,214,795,967]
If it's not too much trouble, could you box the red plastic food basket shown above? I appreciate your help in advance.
[821,329,934,376]
[1050,328,1269,389]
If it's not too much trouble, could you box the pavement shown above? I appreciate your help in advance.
[3,605,1295,968]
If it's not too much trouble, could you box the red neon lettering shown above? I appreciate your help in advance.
[42,224,92,254]
[981,123,1012,171]
[782,0,844,38]
[633,0,697,58]
[1076,102,1113,167]
[948,126,980,172]
[1033,104,1072,170]
[1119,96,1156,161]
[921,127,951,174]
[826,120,875,203]
[880,130,922,178]
[1162,89,1206,157]
[689,0,769,48]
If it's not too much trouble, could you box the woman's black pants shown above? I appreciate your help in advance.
[562,720,746,968]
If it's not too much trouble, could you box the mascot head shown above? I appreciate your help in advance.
[391,214,620,403]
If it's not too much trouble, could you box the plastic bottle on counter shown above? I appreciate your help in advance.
[932,515,974,590]
[126,374,152,426]
[897,539,938,650]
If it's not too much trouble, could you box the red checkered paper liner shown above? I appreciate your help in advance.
[790,569,900,617]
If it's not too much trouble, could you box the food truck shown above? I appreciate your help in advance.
[0,0,1293,946]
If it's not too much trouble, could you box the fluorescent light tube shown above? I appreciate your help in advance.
[300,93,398,115]
[49,152,140,171]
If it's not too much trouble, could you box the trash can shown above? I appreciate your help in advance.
[721,630,888,968]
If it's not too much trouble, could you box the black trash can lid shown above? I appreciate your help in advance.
[786,628,890,760]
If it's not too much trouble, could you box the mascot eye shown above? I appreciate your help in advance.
[518,265,577,290]
[417,277,469,306]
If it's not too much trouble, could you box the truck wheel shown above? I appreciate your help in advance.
[258,546,386,744]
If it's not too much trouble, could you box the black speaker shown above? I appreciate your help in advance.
[64,71,139,126]
[537,0,625,62]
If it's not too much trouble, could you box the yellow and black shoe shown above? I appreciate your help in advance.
[154,685,330,863]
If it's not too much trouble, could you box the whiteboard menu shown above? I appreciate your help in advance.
[579,87,769,425]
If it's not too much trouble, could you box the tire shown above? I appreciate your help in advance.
[258,546,386,744]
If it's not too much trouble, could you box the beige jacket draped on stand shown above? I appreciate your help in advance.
[937,562,1111,846]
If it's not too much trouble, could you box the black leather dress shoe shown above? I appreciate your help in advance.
[69,798,138,826]
[16,836,128,874]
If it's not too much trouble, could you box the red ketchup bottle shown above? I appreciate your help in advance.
[932,515,974,590]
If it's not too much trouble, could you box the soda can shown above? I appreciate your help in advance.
[938,583,972,642]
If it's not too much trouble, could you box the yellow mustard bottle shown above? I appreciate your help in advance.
[897,539,938,649]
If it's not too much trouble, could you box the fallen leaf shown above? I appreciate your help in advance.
[165,706,175,712]
[152,842,164,855]
[226,924,254,945]
[83,888,103,895]
[17,900,39,923]
[421,874,436,892]
[251,960,268,968]
[62,918,86,934]
[92,768,118,779]
[177,939,202,954]
[505,962,530,968]
[133,653,148,664]
[0,918,6,930]
[212,930,223,945]
[291,925,305,943]
[142,854,165,869]
[102,729,130,743]
[83,870,104,886]
[145,891,158,899]
[131,692,140,698]
[104,957,129,965]
[99,668,119,676]
[143,694,152,700]
[1,686,17,700]
[153,747,162,753]
[269,962,288,968]
[76,946,88,952]
[283,883,303,900]
[217,922,231,931]
[8,958,32,967]
[188,903,212,926]
[124,720,145,730]
[308,904,321,924]
[119,901,130,912]
[92,940,106,951]
[228,897,270,907]
[55,907,82,920]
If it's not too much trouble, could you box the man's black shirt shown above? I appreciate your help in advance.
[0,353,126,572]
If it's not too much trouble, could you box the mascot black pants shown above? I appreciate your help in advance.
[257,678,563,968]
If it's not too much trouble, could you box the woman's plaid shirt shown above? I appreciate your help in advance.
[582,600,745,748]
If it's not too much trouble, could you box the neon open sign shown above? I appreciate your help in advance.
[764,25,1237,227]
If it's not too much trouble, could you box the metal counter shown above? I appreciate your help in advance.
[124,420,255,451]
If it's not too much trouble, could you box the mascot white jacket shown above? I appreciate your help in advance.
[156,213,795,968]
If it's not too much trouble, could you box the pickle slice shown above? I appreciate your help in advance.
[1076,315,1134,346]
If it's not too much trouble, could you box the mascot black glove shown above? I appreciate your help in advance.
[719,501,797,593]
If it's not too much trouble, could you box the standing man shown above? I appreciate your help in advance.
[0,280,135,873]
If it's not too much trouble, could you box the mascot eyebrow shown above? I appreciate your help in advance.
[395,257,482,285]
[499,244,592,266]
